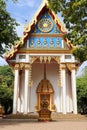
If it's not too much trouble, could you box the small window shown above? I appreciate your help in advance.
[19,55,26,59]
[65,55,71,59]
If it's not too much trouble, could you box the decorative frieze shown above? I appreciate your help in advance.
[30,57,37,64]
[39,56,52,63]
[48,56,51,63]
[56,38,61,48]
[53,56,60,64]
[14,63,31,70]
[39,56,61,64]
[37,38,41,47]
[43,38,47,47]
[50,38,54,47]
[28,37,62,49]
[40,56,43,63]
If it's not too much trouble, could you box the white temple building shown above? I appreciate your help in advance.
[6,0,77,115]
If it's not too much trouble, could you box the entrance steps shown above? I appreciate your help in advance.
[2,113,87,121]
[51,113,87,121]
[4,113,39,120]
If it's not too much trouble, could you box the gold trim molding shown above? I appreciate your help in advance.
[29,33,64,38]
[18,49,72,54]
[29,64,33,87]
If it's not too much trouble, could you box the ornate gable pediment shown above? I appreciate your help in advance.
[20,9,72,50]
[5,0,73,60]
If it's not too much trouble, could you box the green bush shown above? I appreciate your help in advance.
[0,65,14,114]
[77,68,87,114]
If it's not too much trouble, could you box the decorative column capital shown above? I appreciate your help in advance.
[14,63,31,70]
[14,64,20,70]
[24,63,31,70]
[66,63,76,72]
[71,63,76,70]
[60,63,66,70]
[20,63,25,70]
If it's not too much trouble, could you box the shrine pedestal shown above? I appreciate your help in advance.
[38,109,52,121]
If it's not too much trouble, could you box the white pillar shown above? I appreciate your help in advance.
[24,64,30,114]
[17,97,21,112]
[61,64,66,114]
[13,65,19,114]
[71,69,77,114]
[20,71,24,113]
[17,74,21,112]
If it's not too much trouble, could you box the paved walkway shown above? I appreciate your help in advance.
[0,120,87,130]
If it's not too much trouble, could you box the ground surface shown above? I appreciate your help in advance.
[0,120,87,130]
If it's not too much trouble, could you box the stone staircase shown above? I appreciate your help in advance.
[51,113,87,121]
[3,113,39,120]
[2,113,87,121]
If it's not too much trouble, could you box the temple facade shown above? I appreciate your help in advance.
[6,0,77,115]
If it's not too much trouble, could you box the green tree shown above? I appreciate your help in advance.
[48,0,87,113]
[0,0,19,57]
[0,66,14,114]
[48,0,87,62]
[76,68,87,114]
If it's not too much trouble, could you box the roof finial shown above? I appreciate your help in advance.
[24,19,28,32]
[42,0,49,5]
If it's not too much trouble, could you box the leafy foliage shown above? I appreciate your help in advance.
[73,47,87,62]
[48,0,87,62]
[76,68,87,114]
[0,65,14,114]
[0,0,19,57]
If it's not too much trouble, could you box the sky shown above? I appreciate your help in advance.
[6,0,42,37]
[0,0,42,65]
